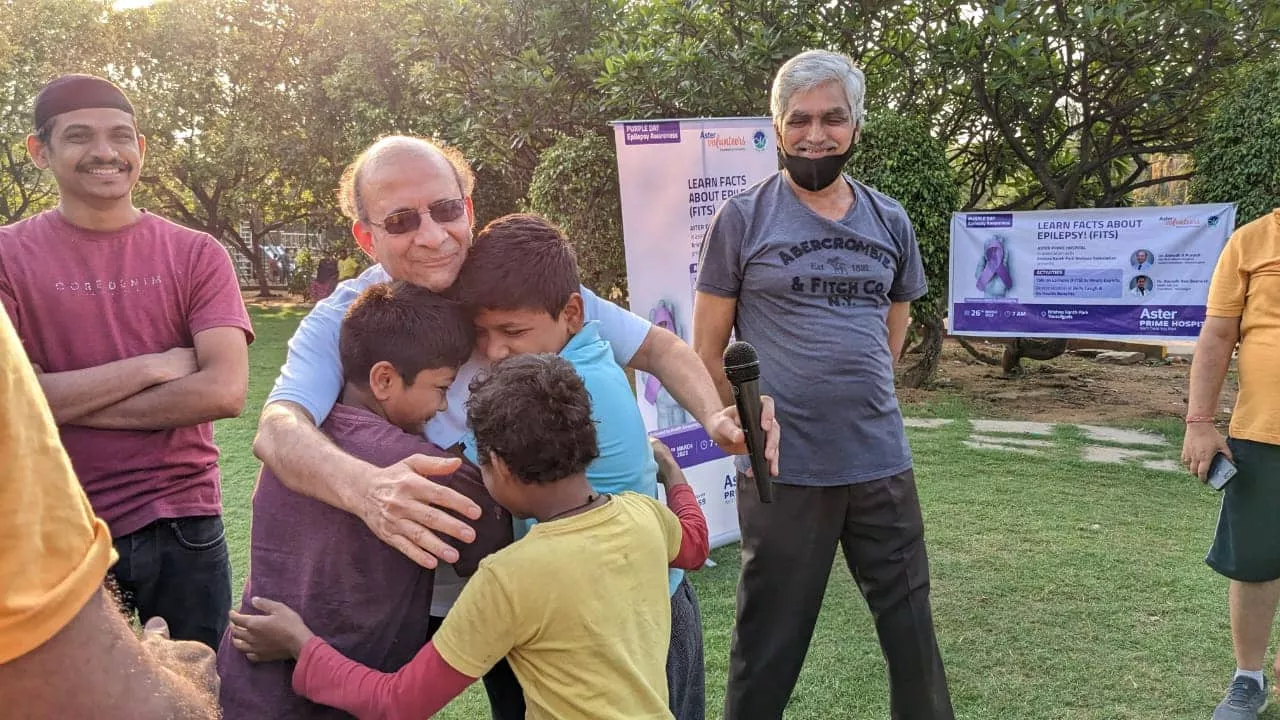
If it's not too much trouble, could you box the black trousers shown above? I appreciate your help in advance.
[109,515,233,650]
[724,470,953,720]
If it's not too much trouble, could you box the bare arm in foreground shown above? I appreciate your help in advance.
[3,588,220,719]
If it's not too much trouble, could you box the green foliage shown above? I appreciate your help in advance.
[931,0,1278,210]
[403,0,616,213]
[5,0,1273,295]
[1190,60,1280,226]
[0,0,120,222]
[844,112,960,328]
[526,132,627,300]
[114,0,342,294]
[593,0,813,120]
[288,247,314,295]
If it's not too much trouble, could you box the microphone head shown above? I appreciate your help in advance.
[723,341,760,384]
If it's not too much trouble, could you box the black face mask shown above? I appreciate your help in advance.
[778,144,855,192]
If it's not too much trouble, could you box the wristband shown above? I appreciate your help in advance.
[1184,415,1215,424]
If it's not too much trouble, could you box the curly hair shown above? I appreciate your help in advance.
[339,281,474,386]
[454,213,579,318]
[466,354,599,484]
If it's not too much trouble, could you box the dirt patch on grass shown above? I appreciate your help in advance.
[898,338,1237,425]
[240,290,313,310]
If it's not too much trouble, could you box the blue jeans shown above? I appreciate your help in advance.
[109,515,232,649]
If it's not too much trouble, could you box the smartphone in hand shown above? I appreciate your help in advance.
[1207,452,1238,491]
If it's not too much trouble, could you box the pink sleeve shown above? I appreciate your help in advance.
[292,637,477,720]
[667,484,710,570]
[187,236,255,344]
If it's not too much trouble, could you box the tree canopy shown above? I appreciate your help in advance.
[4,0,1275,380]
[1191,59,1280,225]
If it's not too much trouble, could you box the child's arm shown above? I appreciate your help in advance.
[294,638,475,720]
[651,439,710,570]
[229,597,477,720]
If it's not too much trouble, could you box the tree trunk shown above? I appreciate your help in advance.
[899,313,945,388]
[955,337,1002,366]
[1001,337,1068,374]
[905,323,926,355]
[249,211,274,298]
[250,236,274,297]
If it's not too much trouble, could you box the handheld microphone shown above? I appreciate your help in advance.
[723,341,773,503]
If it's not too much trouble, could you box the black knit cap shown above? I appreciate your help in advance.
[33,74,135,130]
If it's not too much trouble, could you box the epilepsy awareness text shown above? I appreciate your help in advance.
[688,174,750,218]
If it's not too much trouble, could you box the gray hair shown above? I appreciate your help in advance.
[770,50,866,128]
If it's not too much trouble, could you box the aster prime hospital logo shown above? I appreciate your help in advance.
[700,130,747,151]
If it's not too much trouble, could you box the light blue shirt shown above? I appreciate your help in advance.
[461,322,682,596]
[266,264,653,449]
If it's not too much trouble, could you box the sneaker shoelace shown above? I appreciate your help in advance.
[1226,677,1263,708]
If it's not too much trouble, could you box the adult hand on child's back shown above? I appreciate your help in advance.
[363,454,484,569]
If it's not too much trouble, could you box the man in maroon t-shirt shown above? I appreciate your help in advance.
[0,74,253,649]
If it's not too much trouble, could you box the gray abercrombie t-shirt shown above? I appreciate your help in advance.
[696,173,926,486]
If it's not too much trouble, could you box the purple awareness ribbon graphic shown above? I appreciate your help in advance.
[643,373,662,404]
[644,302,679,404]
[976,239,1012,292]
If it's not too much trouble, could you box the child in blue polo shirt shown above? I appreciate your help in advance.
[453,213,705,720]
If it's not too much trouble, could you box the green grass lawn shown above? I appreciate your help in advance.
[215,306,1264,719]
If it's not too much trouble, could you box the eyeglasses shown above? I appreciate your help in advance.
[367,198,467,235]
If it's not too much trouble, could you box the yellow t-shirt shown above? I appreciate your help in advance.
[1206,209,1280,444]
[0,312,116,663]
[433,492,681,720]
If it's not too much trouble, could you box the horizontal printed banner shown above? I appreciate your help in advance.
[949,204,1236,342]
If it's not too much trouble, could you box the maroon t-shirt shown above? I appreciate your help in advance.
[0,209,254,537]
[216,404,512,719]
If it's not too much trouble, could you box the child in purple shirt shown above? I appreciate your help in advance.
[216,281,512,719]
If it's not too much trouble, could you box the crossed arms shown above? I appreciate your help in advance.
[35,326,249,430]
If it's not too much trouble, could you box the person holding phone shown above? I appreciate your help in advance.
[1182,208,1280,720]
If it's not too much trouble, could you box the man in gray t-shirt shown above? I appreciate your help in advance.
[694,49,953,720]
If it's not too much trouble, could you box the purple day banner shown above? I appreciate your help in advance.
[613,117,778,548]
[948,204,1236,342]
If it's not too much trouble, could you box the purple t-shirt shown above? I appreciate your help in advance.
[216,404,511,719]
[0,210,254,537]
